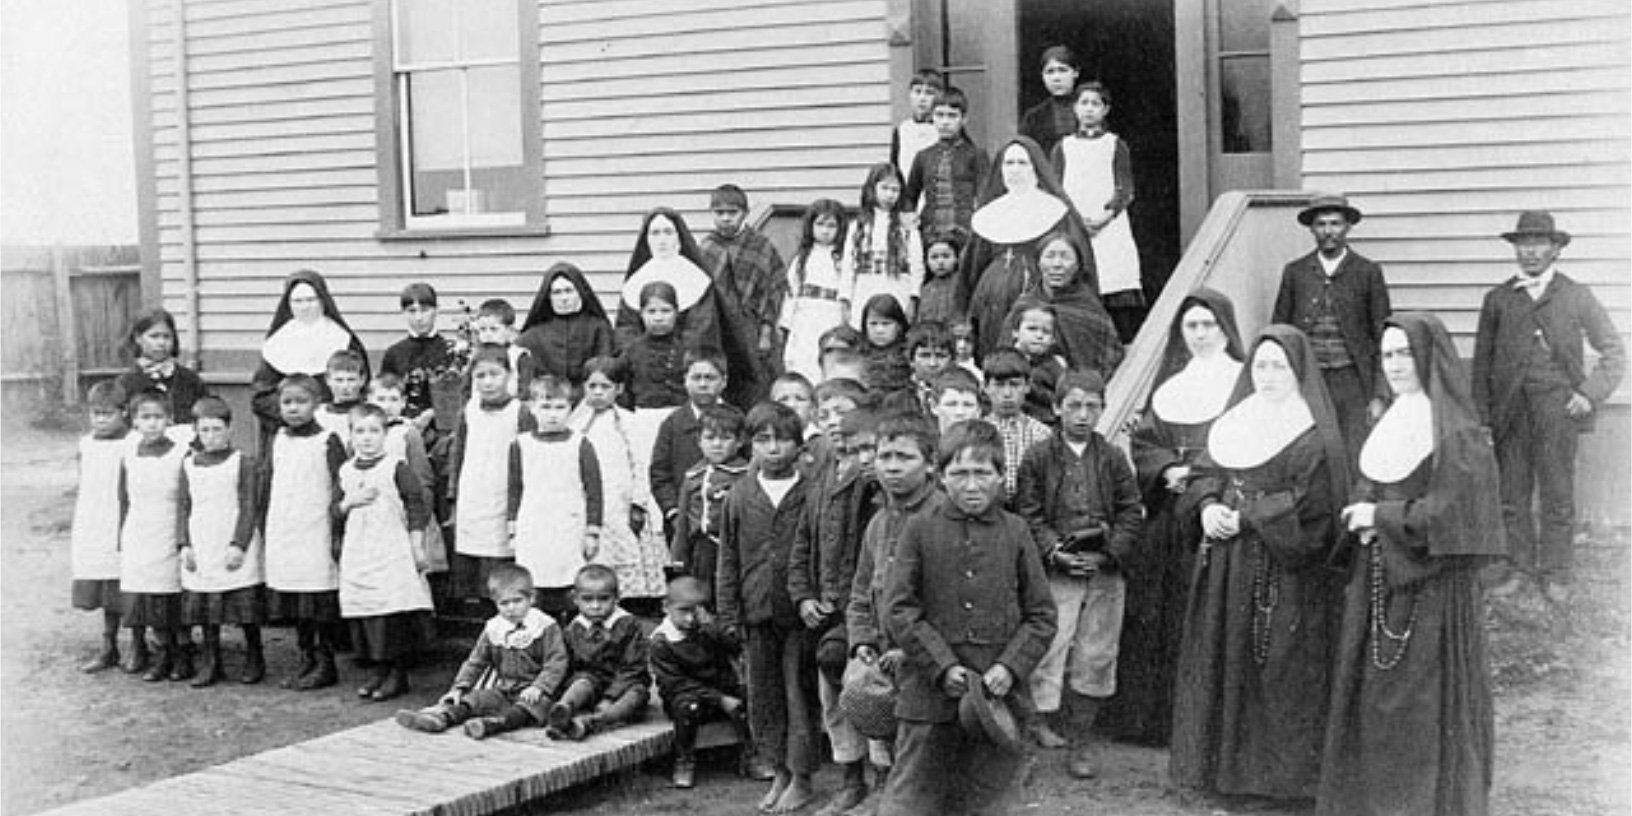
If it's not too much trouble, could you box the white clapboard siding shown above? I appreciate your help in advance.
[145,0,893,372]
[1300,0,1632,376]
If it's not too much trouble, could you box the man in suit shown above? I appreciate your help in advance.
[1272,194,1392,462]
[1473,211,1624,602]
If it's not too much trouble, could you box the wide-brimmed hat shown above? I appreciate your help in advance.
[1297,194,1362,226]
[1501,210,1571,247]
[838,660,898,740]
[957,682,1024,754]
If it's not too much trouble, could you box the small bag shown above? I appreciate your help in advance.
[839,658,898,740]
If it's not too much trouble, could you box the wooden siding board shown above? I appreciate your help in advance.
[539,0,817,26]
[1300,0,1625,37]
[541,103,893,141]
[540,61,886,103]
[1301,114,1627,151]
[541,124,888,159]
[544,82,889,122]
[538,42,885,83]
[1302,66,1630,106]
[1303,41,1628,85]
[1302,139,1627,174]
[1300,15,1624,61]
[547,0,881,44]
[542,20,882,65]
[1302,89,1630,128]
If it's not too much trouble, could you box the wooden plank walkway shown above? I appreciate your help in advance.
[38,707,714,816]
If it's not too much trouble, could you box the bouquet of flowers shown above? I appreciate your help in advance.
[399,300,475,427]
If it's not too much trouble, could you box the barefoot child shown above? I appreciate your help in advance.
[509,375,603,622]
[650,576,758,789]
[396,563,568,739]
[670,405,749,592]
[547,565,650,740]
[179,396,267,687]
[72,381,133,674]
[337,403,435,702]
[119,389,192,682]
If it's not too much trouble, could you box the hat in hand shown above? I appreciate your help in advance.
[1297,194,1363,226]
[957,681,1025,755]
[1501,210,1571,247]
[838,659,898,740]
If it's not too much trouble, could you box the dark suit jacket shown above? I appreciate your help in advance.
[1272,249,1391,397]
[1472,271,1625,433]
[650,405,704,518]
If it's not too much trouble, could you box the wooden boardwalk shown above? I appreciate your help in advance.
[39,709,698,816]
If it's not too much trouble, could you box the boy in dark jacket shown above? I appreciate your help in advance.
[670,405,749,594]
[546,565,650,741]
[650,576,757,788]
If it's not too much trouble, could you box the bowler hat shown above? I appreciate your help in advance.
[957,682,1025,754]
[1297,194,1363,226]
[1501,210,1570,247]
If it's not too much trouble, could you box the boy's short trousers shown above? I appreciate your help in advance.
[1030,571,1125,710]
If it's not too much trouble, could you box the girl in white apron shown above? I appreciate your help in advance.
[514,376,604,621]
[448,346,534,605]
[179,396,268,687]
[119,392,190,682]
[263,375,348,690]
[1054,81,1145,343]
[336,405,435,702]
[72,381,135,674]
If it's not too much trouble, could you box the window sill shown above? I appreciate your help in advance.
[376,221,551,241]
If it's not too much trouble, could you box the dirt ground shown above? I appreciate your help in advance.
[2,423,1628,816]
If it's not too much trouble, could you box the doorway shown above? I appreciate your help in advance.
[1017,0,1181,300]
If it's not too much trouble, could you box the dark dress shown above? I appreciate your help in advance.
[1169,428,1346,799]
[116,364,209,425]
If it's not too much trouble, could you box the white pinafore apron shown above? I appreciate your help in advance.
[512,433,588,589]
[182,450,263,592]
[264,428,339,592]
[455,401,521,558]
[337,455,434,618]
[71,434,132,581]
[1060,133,1142,297]
[119,443,187,593]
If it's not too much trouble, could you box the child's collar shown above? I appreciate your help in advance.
[484,607,554,648]
[570,607,630,631]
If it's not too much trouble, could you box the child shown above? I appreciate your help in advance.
[336,402,435,702]
[779,199,850,383]
[1014,369,1142,777]
[650,346,728,539]
[72,381,132,673]
[370,374,446,577]
[179,396,267,687]
[843,164,924,327]
[891,69,943,178]
[1019,45,1082,155]
[983,348,1054,506]
[817,325,868,384]
[847,414,944,812]
[671,404,749,593]
[699,184,787,364]
[262,374,348,689]
[717,402,819,814]
[470,298,536,399]
[396,563,568,739]
[904,86,988,239]
[1012,304,1069,424]
[789,408,884,816]
[650,576,759,789]
[510,375,603,622]
[379,282,451,428]
[569,356,668,613]
[115,308,208,431]
[1053,81,1144,343]
[517,262,615,385]
[315,348,368,446]
[811,377,870,472]
[929,367,984,434]
[858,294,914,398]
[621,280,688,414]
[447,345,534,604]
[951,321,982,379]
[916,231,965,329]
[878,420,1056,815]
[548,565,650,740]
[906,320,955,416]
[119,389,191,682]
[769,372,818,437]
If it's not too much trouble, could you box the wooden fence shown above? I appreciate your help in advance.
[2,245,143,406]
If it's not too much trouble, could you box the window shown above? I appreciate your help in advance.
[380,0,543,232]
[1216,0,1273,154]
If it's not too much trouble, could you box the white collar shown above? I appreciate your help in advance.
[622,256,712,313]
[651,617,687,643]
[1359,391,1433,483]
[1207,392,1314,469]
[1151,353,1242,424]
[1514,266,1556,298]
[570,606,630,631]
[483,607,556,650]
[262,318,351,375]
[971,189,1068,245]
[1317,249,1348,276]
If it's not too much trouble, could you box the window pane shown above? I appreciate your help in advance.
[461,0,519,62]
[1220,55,1272,153]
[1219,0,1273,52]
[397,0,455,64]
[407,71,463,216]
[466,65,527,214]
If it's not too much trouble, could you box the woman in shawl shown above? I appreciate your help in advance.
[250,269,368,452]
[1002,228,1123,377]
[516,261,615,384]
[1169,324,1352,802]
[1103,288,1244,746]
[1317,313,1503,816]
[615,208,764,407]
[962,136,1096,360]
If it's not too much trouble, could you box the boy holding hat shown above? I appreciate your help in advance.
[1473,210,1624,602]
[1272,194,1392,460]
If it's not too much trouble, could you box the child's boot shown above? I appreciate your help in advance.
[121,628,151,675]
[169,632,196,681]
[281,623,317,689]
[672,753,697,789]
[142,644,173,683]
[370,663,409,702]
[463,705,531,740]
[240,625,265,685]
[81,632,120,674]
[191,629,223,688]
[297,640,338,690]
[395,704,455,733]
[357,665,390,699]
[1066,693,1102,780]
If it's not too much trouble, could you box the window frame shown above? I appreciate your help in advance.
[372,0,547,238]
